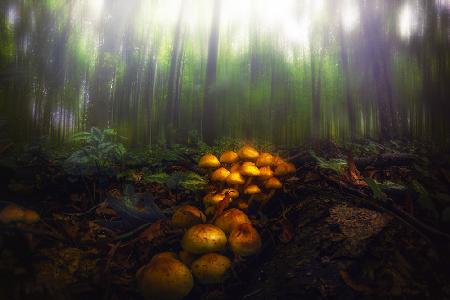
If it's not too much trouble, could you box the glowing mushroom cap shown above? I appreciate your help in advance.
[211,167,230,182]
[22,209,40,224]
[0,204,24,224]
[221,188,239,199]
[264,177,282,189]
[226,172,245,185]
[274,162,296,176]
[229,223,262,257]
[239,164,261,177]
[191,253,231,285]
[238,146,259,161]
[230,162,240,172]
[213,208,251,234]
[256,152,274,167]
[219,151,239,164]
[172,205,206,229]
[203,193,227,208]
[198,154,220,168]
[258,166,273,181]
[241,161,255,167]
[181,224,227,254]
[244,185,261,195]
[137,256,193,300]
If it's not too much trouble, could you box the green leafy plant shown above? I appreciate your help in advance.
[64,127,126,177]
[142,171,207,192]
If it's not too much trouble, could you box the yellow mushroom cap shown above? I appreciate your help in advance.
[258,166,273,181]
[256,152,274,167]
[213,208,251,234]
[0,204,24,224]
[172,205,206,229]
[22,209,40,224]
[191,253,231,285]
[264,177,282,189]
[198,154,220,168]
[241,161,255,167]
[181,224,227,254]
[211,167,230,182]
[238,146,259,161]
[244,185,261,195]
[236,199,249,211]
[219,151,239,164]
[137,256,193,300]
[221,188,239,199]
[179,250,198,267]
[229,223,262,257]
[274,162,296,176]
[226,172,245,185]
[203,193,228,208]
[239,164,261,177]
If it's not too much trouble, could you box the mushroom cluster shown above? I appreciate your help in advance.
[199,145,296,211]
[0,204,40,224]
[136,145,295,300]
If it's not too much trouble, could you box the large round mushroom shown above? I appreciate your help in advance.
[181,224,227,254]
[191,253,231,284]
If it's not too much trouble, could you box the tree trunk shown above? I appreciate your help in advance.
[202,0,221,145]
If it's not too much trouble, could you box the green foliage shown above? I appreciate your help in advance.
[64,127,126,177]
[142,171,207,192]
[364,178,387,201]
[411,180,439,220]
[310,151,347,174]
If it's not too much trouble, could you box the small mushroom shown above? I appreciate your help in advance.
[226,171,245,190]
[230,162,241,172]
[274,162,296,176]
[0,204,24,224]
[213,208,250,235]
[256,152,274,167]
[198,154,221,169]
[258,166,273,181]
[240,163,261,187]
[229,223,261,257]
[191,253,231,284]
[263,177,282,206]
[219,151,239,165]
[211,167,230,190]
[203,193,228,208]
[181,224,227,254]
[172,205,206,229]
[221,188,239,200]
[244,184,262,207]
[238,145,259,161]
[137,255,193,300]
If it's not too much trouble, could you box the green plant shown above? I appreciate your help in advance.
[63,127,126,177]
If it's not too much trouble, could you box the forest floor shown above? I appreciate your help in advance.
[0,139,449,300]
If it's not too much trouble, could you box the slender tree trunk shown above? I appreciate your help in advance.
[202,0,221,145]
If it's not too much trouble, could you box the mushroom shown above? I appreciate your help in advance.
[179,250,199,267]
[203,193,228,208]
[239,162,261,187]
[219,151,239,165]
[137,255,193,300]
[213,208,250,235]
[181,224,227,254]
[226,171,245,190]
[151,251,178,261]
[211,167,230,190]
[230,162,241,172]
[263,177,282,205]
[198,154,221,168]
[244,184,262,207]
[274,162,296,176]
[238,145,259,161]
[236,199,249,211]
[229,223,262,257]
[172,205,206,229]
[258,166,273,181]
[191,253,231,285]
[221,188,239,200]
[256,152,274,167]
[0,204,24,224]
[22,209,40,224]
[272,155,287,166]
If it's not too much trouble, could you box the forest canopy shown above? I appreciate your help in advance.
[0,0,449,147]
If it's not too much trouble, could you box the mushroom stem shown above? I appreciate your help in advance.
[247,195,256,208]
[244,177,253,188]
